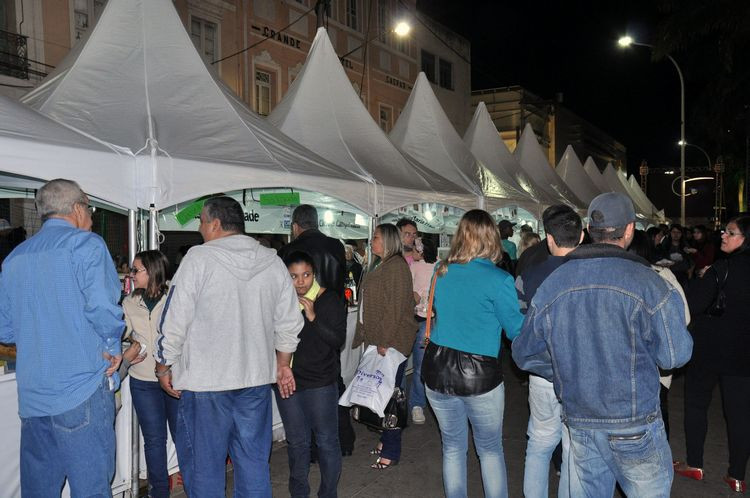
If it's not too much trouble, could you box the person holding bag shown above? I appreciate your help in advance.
[421,209,524,498]
[675,215,750,493]
[352,223,417,470]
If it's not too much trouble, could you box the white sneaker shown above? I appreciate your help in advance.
[412,406,425,424]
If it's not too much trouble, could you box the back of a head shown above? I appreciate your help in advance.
[421,237,438,264]
[376,223,403,261]
[586,192,635,244]
[36,178,87,222]
[440,209,502,275]
[204,197,245,234]
[628,230,651,260]
[542,205,582,249]
[292,204,318,231]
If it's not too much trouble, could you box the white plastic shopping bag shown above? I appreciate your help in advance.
[339,345,406,417]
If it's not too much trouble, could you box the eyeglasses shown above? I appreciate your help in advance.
[722,230,742,237]
[129,267,147,274]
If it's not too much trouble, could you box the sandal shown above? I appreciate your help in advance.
[369,444,383,456]
[371,457,398,469]
[673,461,704,481]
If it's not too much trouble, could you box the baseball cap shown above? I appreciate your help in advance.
[498,220,517,230]
[587,192,636,231]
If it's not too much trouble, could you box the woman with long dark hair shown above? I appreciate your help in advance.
[422,210,523,498]
[675,215,750,493]
[353,223,416,469]
[121,250,176,498]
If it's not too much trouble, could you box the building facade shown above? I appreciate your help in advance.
[472,86,627,172]
[1,0,471,133]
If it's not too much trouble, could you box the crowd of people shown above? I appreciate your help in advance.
[0,177,748,497]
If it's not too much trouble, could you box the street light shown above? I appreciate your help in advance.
[618,35,686,225]
[394,21,411,38]
[671,176,714,197]
[677,140,712,170]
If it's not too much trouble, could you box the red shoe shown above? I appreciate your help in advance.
[724,475,747,493]
[673,461,704,481]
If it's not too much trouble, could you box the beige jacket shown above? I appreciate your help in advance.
[122,292,167,382]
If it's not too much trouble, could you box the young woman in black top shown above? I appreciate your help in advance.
[276,251,347,498]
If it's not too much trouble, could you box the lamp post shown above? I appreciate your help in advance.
[677,140,712,171]
[618,36,686,225]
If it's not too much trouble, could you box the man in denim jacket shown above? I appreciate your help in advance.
[513,192,693,497]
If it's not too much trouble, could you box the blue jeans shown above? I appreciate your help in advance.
[130,377,179,498]
[20,376,115,497]
[380,360,407,461]
[427,382,508,498]
[176,385,272,498]
[275,382,341,498]
[568,415,673,497]
[523,375,581,498]
[409,320,428,410]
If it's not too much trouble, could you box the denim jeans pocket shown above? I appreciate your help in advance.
[609,430,662,480]
[51,397,91,432]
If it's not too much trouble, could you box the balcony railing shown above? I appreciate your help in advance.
[0,29,30,80]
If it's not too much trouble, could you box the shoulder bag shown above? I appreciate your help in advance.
[420,265,504,396]
[707,261,729,317]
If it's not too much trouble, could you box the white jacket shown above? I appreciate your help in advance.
[122,292,167,382]
[156,234,303,391]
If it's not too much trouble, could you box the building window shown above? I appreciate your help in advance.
[379,50,391,71]
[377,0,389,43]
[73,0,105,39]
[191,16,217,62]
[255,70,272,116]
[438,58,453,90]
[345,0,358,31]
[421,50,436,83]
[379,104,393,133]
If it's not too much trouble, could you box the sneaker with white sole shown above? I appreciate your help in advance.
[412,406,425,424]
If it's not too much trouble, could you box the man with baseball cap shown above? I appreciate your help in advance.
[512,192,693,496]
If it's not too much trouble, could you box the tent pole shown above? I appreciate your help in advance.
[128,209,140,498]
[148,204,159,250]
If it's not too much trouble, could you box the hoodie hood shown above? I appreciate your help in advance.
[193,234,278,281]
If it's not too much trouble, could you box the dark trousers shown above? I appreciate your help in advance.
[379,360,407,461]
[130,377,179,498]
[660,383,670,440]
[684,363,750,479]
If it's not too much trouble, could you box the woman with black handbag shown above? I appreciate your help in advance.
[675,215,750,493]
[352,223,417,470]
[421,210,524,498]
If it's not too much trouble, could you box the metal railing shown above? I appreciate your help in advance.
[0,29,30,79]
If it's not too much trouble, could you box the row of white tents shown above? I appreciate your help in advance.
[0,0,663,230]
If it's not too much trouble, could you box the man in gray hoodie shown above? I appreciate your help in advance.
[155,196,303,497]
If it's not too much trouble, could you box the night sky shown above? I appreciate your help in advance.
[417,0,702,177]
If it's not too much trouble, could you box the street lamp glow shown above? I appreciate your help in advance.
[677,140,686,146]
[394,21,411,37]
[617,36,633,47]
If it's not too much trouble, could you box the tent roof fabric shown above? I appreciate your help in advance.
[463,102,550,209]
[583,157,611,194]
[0,95,136,209]
[514,124,585,209]
[21,0,370,212]
[555,145,602,206]
[600,163,650,220]
[390,73,526,207]
[269,28,475,213]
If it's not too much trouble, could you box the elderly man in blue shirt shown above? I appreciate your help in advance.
[0,178,125,497]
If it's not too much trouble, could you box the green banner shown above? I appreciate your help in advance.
[175,197,209,226]
[259,192,300,206]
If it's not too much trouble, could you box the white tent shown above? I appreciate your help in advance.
[583,157,611,194]
[21,0,371,213]
[514,124,585,209]
[0,96,135,209]
[390,73,524,209]
[555,145,601,206]
[600,163,651,220]
[464,102,556,212]
[628,176,665,223]
[269,28,475,214]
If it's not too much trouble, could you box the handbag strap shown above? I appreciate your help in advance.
[424,266,439,344]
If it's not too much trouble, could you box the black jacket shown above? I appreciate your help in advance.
[278,229,346,296]
[292,290,347,390]
[687,249,750,376]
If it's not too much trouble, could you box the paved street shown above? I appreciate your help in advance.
[174,349,739,497]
